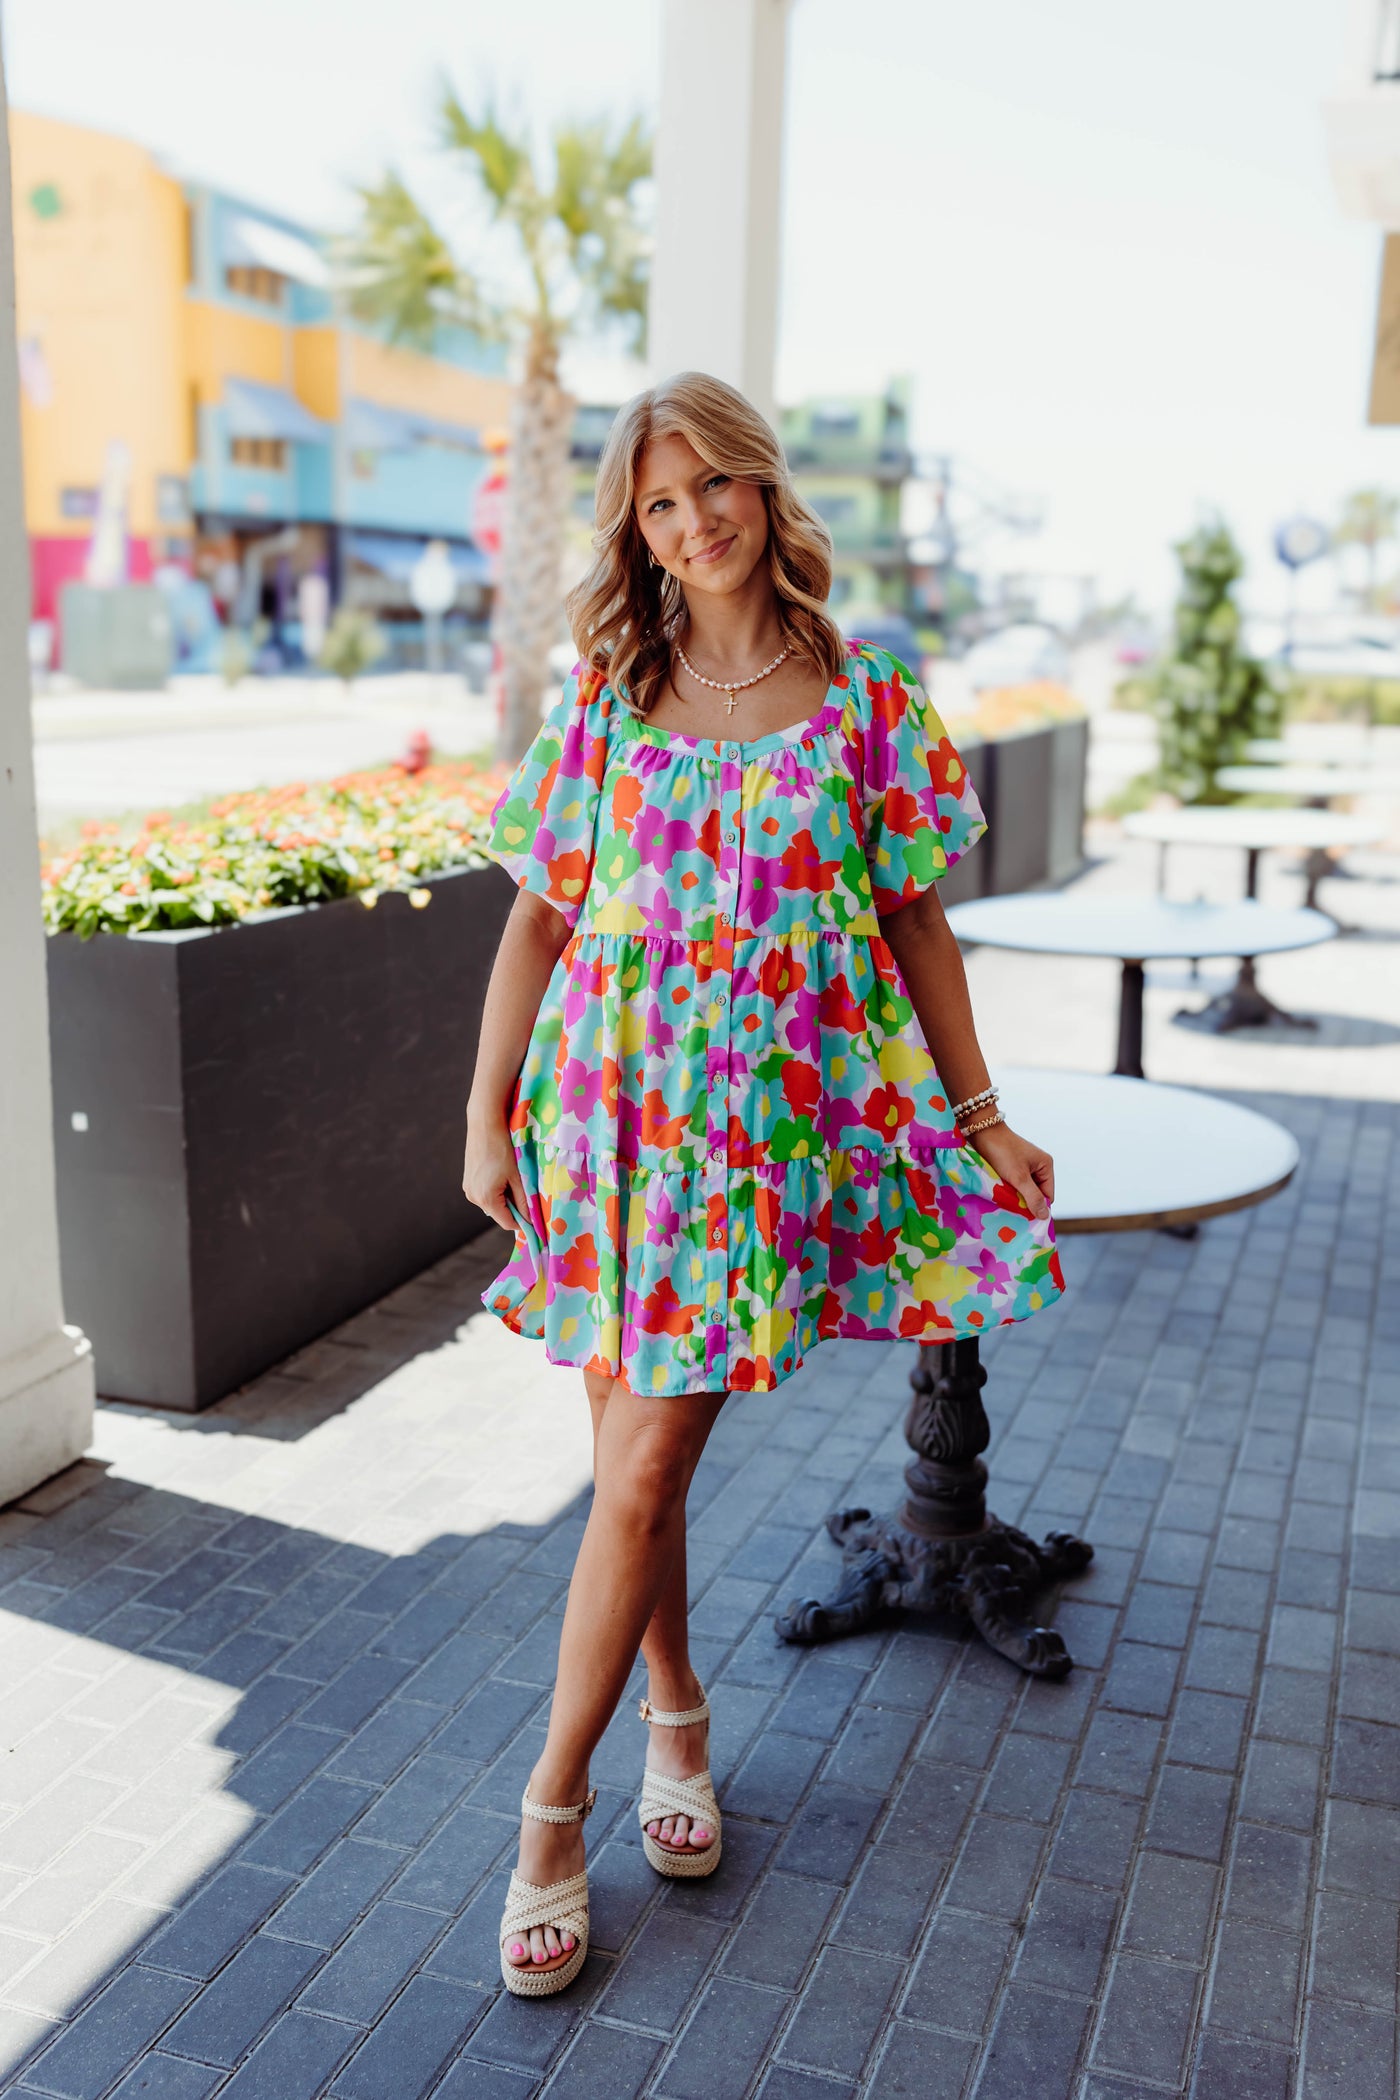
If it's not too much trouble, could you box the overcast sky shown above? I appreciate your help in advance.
[7,0,1395,615]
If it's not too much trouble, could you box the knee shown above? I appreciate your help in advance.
[602,1422,692,1534]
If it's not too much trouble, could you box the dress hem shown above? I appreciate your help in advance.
[480,1281,1058,1398]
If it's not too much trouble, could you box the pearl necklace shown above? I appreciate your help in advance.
[674,640,791,716]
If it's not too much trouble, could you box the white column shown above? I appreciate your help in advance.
[650,0,794,425]
[0,56,95,1505]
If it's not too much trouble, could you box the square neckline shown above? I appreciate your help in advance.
[615,642,865,757]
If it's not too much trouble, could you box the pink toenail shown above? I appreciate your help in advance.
[694,1828,711,1843]
[562,1935,575,1949]
[533,1950,546,1964]
[510,1942,525,1959]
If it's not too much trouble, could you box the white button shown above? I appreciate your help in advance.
[712,1227,723,1244]
[724,831,737,845]
[723,744,739,760]
[715,991,727,1008]
[711,1146,724,1162]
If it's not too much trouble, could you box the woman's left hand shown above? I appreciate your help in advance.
[967,1122,1054,1222]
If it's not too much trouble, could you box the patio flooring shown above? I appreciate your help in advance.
[1,826,1398,2100]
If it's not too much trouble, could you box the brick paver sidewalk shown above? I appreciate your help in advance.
[1,1071,1397,2099]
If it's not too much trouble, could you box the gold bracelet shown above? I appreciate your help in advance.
[959,1109,1004,1138]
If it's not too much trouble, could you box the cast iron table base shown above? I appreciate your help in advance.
[1175,954,1317,1037]
[776,1337,1094,1678]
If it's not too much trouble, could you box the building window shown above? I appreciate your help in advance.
[230,436,288,471]
[225,264,284,305]
[811,406,861,439]
[1379,0,1400,78]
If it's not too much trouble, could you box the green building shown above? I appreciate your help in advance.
[779,378,912,613]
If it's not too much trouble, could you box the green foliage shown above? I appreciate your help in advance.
[346,92,652,373]
[219,617,268,688]
[1149,521,1281,804]
[318,607,386,687]
[1283,673,1400,725]
[1334,487,1400,609]
[341,172,488,344]
[41,760,504,940]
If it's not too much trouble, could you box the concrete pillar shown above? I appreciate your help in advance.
[0,56,95,1505]
[650,0,795,425]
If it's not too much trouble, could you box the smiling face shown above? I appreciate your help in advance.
[634,432,771,598]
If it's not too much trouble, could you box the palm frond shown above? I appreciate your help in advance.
[439,86,532,216]
[549,115,653,347]
[338,171,488,348]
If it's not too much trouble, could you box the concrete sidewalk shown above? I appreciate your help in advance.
[1,1070,1397,2099]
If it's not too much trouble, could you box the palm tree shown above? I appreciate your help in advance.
[340,97,651,762]
[1334,487,1400,613]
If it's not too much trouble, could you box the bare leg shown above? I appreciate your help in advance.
[587,1386,714,1856]
[504,1372,726,1972]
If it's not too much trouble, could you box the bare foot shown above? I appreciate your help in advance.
[504,1772,588,1974]
[643,1677,716,1856]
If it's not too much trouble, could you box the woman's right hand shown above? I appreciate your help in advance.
[462,1112,528,1234]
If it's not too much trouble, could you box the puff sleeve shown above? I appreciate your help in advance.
[860,648,986,912]
[487,666,611,928]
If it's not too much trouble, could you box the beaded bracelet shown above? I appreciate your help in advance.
[950,1084,999,1120]
[959,1109,1005,1138]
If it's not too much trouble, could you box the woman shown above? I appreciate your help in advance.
[464,372,1064,1996]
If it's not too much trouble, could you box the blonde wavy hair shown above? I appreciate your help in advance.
[565,371,848,717]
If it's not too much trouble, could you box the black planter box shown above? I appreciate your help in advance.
[937,717,1086,906]
[48,864,515,1411]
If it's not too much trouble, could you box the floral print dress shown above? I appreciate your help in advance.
[483,640,1064,1396]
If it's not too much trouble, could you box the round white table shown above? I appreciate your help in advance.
[1123,805,1384,912]
[947,893,1335,1069]
[778,1066,1300,1676]
[1215,764,1400,799]
[992,1066,1300,1233]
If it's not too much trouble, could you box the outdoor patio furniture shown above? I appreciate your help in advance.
[945,892,1335,1074]
[1124,803,1384,914]
[776,1067,1300,1679]
[1215,762,1400,799]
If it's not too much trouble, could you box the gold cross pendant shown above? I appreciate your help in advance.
[724,690,737,715]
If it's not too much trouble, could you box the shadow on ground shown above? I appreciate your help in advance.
[0,1084,1397,2099]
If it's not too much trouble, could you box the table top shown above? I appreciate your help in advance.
[1244,736,1384,764]
[1123,806,1385,850]
[992,1066,1300,1234]
[1215,764,1400,798]
[946,892,1335,962]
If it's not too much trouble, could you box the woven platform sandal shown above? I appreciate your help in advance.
[637,1686,723,1880]
[499,1787,596,1997]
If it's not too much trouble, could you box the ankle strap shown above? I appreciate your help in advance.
[638,1688,709,1729]
[521,1787,597,1826]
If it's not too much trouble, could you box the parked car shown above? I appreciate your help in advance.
[961,622,1070,691]
[838,609,923,668]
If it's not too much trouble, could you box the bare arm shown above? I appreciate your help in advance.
[879,883,1054,1220]
[463,889,571,1230]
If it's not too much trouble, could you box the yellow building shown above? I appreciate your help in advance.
[12,110,512,658]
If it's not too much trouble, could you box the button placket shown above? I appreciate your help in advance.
[704,742,743,1385]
